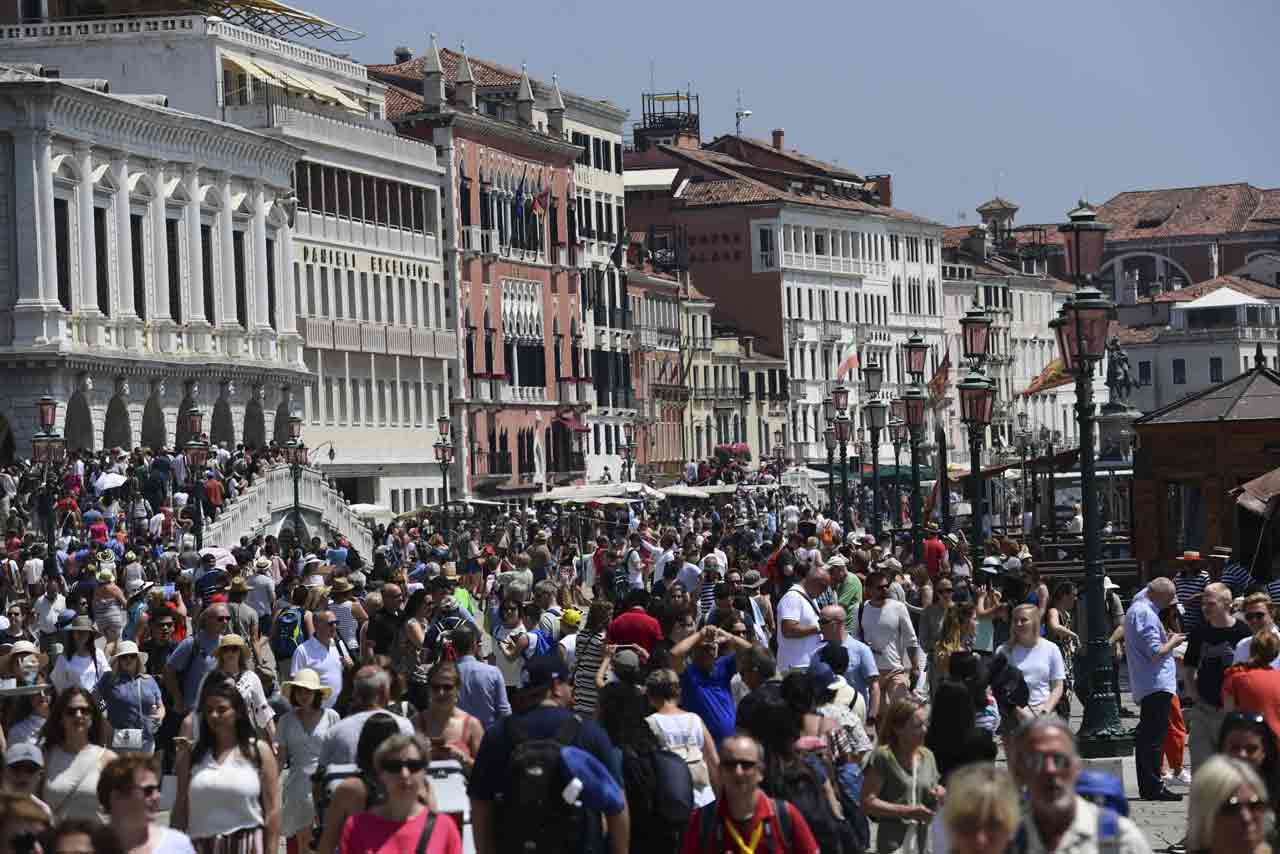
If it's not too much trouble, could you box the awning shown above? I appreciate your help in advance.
[1231,466,1280,518]
[220,51,364,113]
[1174,288,1268,310]
[660,485,711,500]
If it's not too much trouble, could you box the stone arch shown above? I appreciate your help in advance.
[273,399,292,445]
[174,395,194,449]
[141,395,166,451]
[210,398,235,448]
[243,397,265,450]
[1102,252,1195,294]
[102,395,132,450]
[0,415,14,466]
[64,391,94,453]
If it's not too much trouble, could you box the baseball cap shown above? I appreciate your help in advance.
[5,743,42,768]
[521,653,570,690]
[808,659,840,695]
[613,649,642,682]
[561,608,583,629]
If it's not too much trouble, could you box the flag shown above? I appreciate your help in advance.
[532,186,549,216]
[927,351,951,408]
[1021,357,1073,397]
[609,234,626,269]
[836,342,859,380]
[514,164,528,213]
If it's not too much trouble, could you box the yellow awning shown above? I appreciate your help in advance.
[221,51,274,83]
[251,57,364,113]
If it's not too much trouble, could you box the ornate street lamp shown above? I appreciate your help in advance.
[890,399,907,531]
[903,331,929,382]
[866,397,888,539]
[959,368,997,561]
[831,384,850,413]
[960,301,994,364]
[1058,201,1126,756]
[834,414,852,530]
[773,428,787,513]
[183,407,209,549]
[32,396,66,549]
[903,384,927,559]
[823,424,837,513]
[1017,410,1033,534]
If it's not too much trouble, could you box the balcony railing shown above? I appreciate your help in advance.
[821,319,842,342]
[557,378,580,404]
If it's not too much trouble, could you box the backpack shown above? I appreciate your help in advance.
[762,755,849,854]
[271,606,304,660]
[1013,803,1122,854]
[621,746,693,850]
[989,649,1031,710]
[699,796,793,853]
[610,565,630,603]
[498,715,585,854]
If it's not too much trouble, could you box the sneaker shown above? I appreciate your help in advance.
[1176,769,1192,785]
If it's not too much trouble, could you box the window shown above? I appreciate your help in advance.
[266,238,277,330]
[1172,358,1186,385]
[166,218,181,323]
[94,207,110,317]
[1209,356,1223,383]
[232,230,248,328]
[131,214,146,320]
[200,224,215,323]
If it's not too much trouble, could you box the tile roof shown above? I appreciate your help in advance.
[976,196,1019,213]
[1246,188,1280,230]
[678,178,783,206]
[664,145,938,225]
[705,134,864,182]
[1096,182,1276,242]
[942,225,974,249]
[1138,359,1280,425]
[382,83,423,121]
[1116,325,1160,345]
[1151,274,1280,303]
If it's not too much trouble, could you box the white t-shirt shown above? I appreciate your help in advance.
[1234,625,1280,668]
[775,586,821,672]
[1003,638,1066,708]
[858,600,919,673]
[291,638,344,709]
[22,558,43,585]
[152,825,197,854]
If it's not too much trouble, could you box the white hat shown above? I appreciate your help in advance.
[980,556,1002,574]
[826,555,848,569]
[110,640,149,668]
[1103,576,1118,591]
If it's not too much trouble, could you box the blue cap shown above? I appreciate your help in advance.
[1076,769,1127,817]
[521,652,570,690]
[808,659,840,694]
[560,746,625,816]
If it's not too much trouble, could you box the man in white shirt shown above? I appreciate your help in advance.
[22,548,44,595]
[291,609,349,709]
[775,566,830,673]
[31,577,66,643]
[856,568,922,703]
[1234,591,1280,668]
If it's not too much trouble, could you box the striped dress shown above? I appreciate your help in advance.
[572,630,607,717]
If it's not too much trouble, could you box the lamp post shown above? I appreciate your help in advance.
[832,384,851,530]
[890,398,906,532]
[183,407,210,550]
[31,395,67,550]
[863,360,886,539]
[772,428,787,514]
[621,422,637,483]
[959,302,995,562]
[1016,410,1033,537]
[903,331,929,560]
[434,414,454,540]
[823,424,837,513]
[1056,200,1127,756]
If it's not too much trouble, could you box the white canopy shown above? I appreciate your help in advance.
[1173,287,1268,311]
[537,482,663,502]
[660,485,711,500]
[624,168,679,191]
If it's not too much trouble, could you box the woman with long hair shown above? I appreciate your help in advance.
[338,734,461,854]
[93,567,128,648]
[599,681,682,853]
[863,697,943,854]
[997,603,1065,724]
[209,635,275,742]
[939,764,1020,854]
[571,600,613,717]
[393,589,434,712]
[932,603,976,686]
[173,672,280,854]
[2,686,51,747]
[1218,711,1280,806]
[275,669,339,854]
[1186,756,1271,854]
[41,685,117,822]
[1044,582,1080,719]
[924,680,997,782]
[413,661,482,776]
[50,615,110,695]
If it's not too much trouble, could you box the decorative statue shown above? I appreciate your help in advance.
[1105,336,1134,402]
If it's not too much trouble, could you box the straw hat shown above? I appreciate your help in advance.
[229,576,251,594]
[109,640,148,669]
[330,577,354,595]
[125,578,155,600]
[0,640,47,675]
[281,668,333,702]
[214,634,248,655]
[96,568,116,584]
[441,562,459,580]
[254,556,272,570]
[64,615,100,636]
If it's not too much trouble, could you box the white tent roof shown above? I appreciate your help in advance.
[624,168,678,191]
[1173,287,1269,311]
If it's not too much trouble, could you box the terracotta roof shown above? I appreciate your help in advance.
[976,196,1019,213]
[679,178,783,206]
[1096,182,1278,242]
[1151,274,1280,303]
[705,134,864,182]
[368,47,520,89]
[942,225,974,249]
[1116,326,1160,345]
[383,83,423,120]
[1246,188,1280,230]
[664,145,937,225]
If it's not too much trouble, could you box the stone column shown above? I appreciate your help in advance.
[76,143,97,317]
[252,181,269,330]
[113,155,136,320]
[278,209,298,335]
[185,165,206,327]
[219,174,237,329]
[150,161,172,324]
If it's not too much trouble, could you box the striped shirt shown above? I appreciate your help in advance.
[1221,561,1257,597]
[1175,570,1210,630]
[572,631,607,718]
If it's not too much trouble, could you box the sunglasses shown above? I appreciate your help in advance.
[819,617,843,625]
[1220,796,1269,818]
[326,621,339,627]
[1021,750,1072,773]
[7,763,40,775]
[722,759,759,772]
[65,706,92,717]
[155,623,175,630]
[214,616,231,623]
[1246,611,1269,621]
[380,759,428,775]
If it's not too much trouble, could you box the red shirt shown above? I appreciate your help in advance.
[605,607,664,653]
[1223,665,1280,740]
[680,791,819,854]
[923,536,947,579]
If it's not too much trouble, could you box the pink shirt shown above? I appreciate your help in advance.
[340,809,461,854]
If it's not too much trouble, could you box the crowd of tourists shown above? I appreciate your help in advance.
[0,446,1276,854]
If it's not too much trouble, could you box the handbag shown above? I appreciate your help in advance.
[110,675,146,751]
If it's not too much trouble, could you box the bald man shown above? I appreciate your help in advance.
[1124,577,1185,801]
[1183,581,1250,777]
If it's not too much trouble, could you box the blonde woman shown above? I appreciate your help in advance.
[862,698,943,854]
[938,763,1020,854]
[931,603,976,687]
[1186,755,1270,854]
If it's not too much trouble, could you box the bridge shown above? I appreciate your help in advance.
[200,462,374,556]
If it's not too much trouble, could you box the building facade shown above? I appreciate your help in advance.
[0,70,309,460]
[1,10,454,514]
[627,264,688,481]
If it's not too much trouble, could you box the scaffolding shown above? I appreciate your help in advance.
[632,90,699,151]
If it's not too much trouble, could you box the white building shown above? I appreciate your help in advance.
[0,66,309,459]
[1,12,456,513]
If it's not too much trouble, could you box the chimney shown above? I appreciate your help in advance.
[421,33,445,109]
[453,42,476,111]
[393,45,412,64]
[546,73,565,137]
[961,225,989,261]
[771,128,785,150]
[516,64,535,127]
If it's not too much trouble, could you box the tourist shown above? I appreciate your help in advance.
[775,566,829,674]
[209,633,275,740]
[100,753,197,854]
[338,733,462,854]
[313,713,410,854]
[571,601,612,718]
[450,624,509,730]
[998,603,1066,723]
[857,569,921,704]
[96,641,164,755]
[862,698,942,854]
[275,668,339,854]
[1185,756,1270,854]
[292,609,347,711]
[1185,582,1250,782]
[645,667,719,807]
[50,615,109,694]
[43,686,117,822]
[939,764,1021,854]
[413,660,482,777]
[1223,631,1280,743]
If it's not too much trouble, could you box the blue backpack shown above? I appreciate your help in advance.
[271,606,304,660]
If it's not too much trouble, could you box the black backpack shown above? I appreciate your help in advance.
[762,755,850,854]
[990,650,1031,711]
[610,565,631,603]
[498,715,585,854]
[621,746,693,850]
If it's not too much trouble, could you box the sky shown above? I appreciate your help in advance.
[304,0,1280,226]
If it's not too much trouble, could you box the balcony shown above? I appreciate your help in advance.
[300,317,332,349]
[360,323,386,353]
[789,378,808,400]
[690,337,712,354]
[821,319,843,342]
[386,326,411,355]
[333,319,361,351]
[557,378,580,405]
